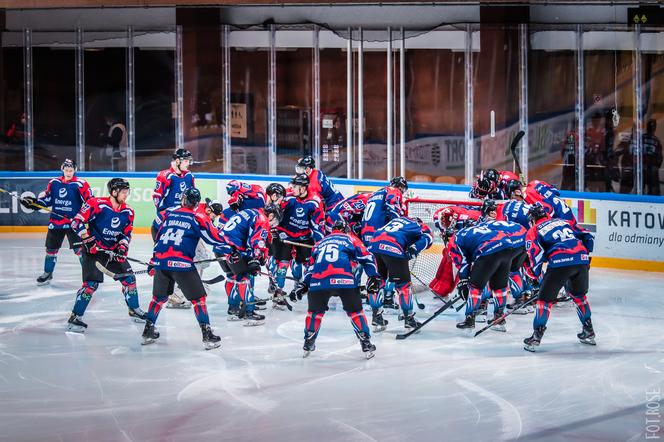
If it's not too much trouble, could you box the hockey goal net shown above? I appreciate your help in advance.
[405,198,482,295]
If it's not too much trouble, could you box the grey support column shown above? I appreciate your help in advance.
[126,26,135,172]
[268,24,276,175]
[387,27,393,180]
[358,28,364,179]
[23,29,33,171]
[634,25,643,195]
[75,28,85,170]
[346,29,354,178]
[518,23,529,181]
[313,27,321,166]
[399,28,405,177]
[222,25,231,173]
[464,25,474,185]
[575,25,585,192]
[176,25,184,152]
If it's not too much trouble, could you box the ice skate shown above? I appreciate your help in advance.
[371,308,389,332]
[141,320,159,345]
[456,314,475,330]
[403,312,421,331]
[267,278,276,295]
[475,300,488,322]
[506,298,529,315]
[577,319,596,346]
[66,314,87,333]
[227,306,244,321]
[243,311,265,327]
[524,326,546,352]
[489,310,507,332]
[166,292,191,309]
[303,332,316,358]
[357,332,376,359]
[272,289,289,310]
[37,272,53,286]
[128,307,147,323]
[200,324,221,350]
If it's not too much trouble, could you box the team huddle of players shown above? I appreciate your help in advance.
[19,151,595,357]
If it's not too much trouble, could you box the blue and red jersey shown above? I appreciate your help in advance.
[276,195,325,242]
[303,232,379,291]
[152,167,195,212]
[498,200,531,229]
[526,217,594,278]
[37,176,92,229]
[360,186,406,243]
[72,197,134,250]
[152,206,225,272]
[450,220,526,279]
[524,180,576,224]
[226,180,266,210]
[308,169,344,209]
[325,192,368,234]
[153,202,211,233]
[367,217,433,259]
[217,208,272,262]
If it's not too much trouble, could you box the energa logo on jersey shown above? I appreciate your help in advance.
[296,208,305,217]
[59,188,67,198]
[180,182,187,191]
[111,217,121,228]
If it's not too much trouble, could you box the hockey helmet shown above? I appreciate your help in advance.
[331,217,349,233]
[266,182,286,198]
[527,203,549,224]
[264,203,284,226]
[61,158,77,171]
[291,173,310,188]
[172,148,193,162]
[390,176,408,192]
[480,199,498,217]
[205,197,223,216]
[182,187,201,207]
[107,178,130,195]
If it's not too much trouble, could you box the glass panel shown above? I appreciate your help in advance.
[83,31,128,172]
[528,27,577,190]
[229,29,269,174]
[33,32,76,170]
[362,31,388,181]
[472,25,520,180]
[404,27,466,184]
[275,28,313,176]
[134,30,176,171]
[319,30,348,178]
[640,28,663,196]
[583,28,635,193]
[0,32,24,170]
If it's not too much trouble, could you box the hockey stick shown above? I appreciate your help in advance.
[282,239,314,249]
[395,293,462,340]
[0,187,68,219]
[202,274,226,284]
[258,270,300,282]
[473,294,539,338]
[407,271,434,310]
[509,130,526,183]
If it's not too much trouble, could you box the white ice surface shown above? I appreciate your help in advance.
[0,233,663,442]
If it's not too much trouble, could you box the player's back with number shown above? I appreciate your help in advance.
[360,187,404,243]
[367,217,432,258]
[220,209,270,255]
[526,218,593,276]
[305,233,378,291]
[153,207,224,271]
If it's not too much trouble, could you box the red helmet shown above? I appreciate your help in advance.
[435,206,457,231]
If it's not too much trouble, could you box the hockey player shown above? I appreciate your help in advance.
[66,178,146,332]
[272,174,325,308]
[360,176,408,245]
[524,180,576,224]
[265,183,287,294]
[226,179,266,211]
[142,187,227,350]
[291,218,380,358]
[367,217,433,331]
[20,159,92,284]
[325,192,369,237]
[523,204,595,352]
[295,155,344,209]
[218,203,283,325]
[469,169,502,200]
[450,203,526,332]
[152,148,195,213]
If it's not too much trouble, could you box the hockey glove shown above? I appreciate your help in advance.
[406,245,419,260]
[291,281,308,301]
[247,259,261,276]
[228,251,242,264]
[457,278,470,300]
[366,276,381,294]
[20,196,37,210]
[278,231,288,242]
[147,259,155,277]
[114,241,128,263]
[81,235,99,255]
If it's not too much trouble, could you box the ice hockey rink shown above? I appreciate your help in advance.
[0,233,662,442]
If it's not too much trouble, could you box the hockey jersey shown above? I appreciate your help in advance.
[37,176,92,229]
[276,195,325,242]
[152,202,211,234]
[325,192,368,234]
[218,208,271,262]
[524,180,576,224]
[526,217,594,278]
[226,180,266,210]
[360,186,405,243]
[367,217,433,259]
[152,206,225,271]
[303,232,379,291]
[308,169,344,209]
[498,200,531,229]
[450,220,526,279]
[72,197,134,250]
[152,167,195,212]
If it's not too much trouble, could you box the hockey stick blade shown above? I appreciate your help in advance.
[0,187,67,219]
[202,274,226,284]
[396,294,462,340]
[94,260,150,279]
[509,130,526,179]
[282,239,314,249]
[473,295,539,337]
[410,271,456,311]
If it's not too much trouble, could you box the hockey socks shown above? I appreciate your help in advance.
[570,293,591,324]
[120,276,139,310]
[397,282,413,314]
[44,249,58,274]
[347,310,371,336]
[304,310,325,341]
[146,295,168,323]
[533,300,553,329]
[275,260,289,289]
[464,285,483,316]
[192,298,210,325]
[72,281,99,317]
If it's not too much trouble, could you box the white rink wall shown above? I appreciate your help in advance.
[0,172,663,271]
